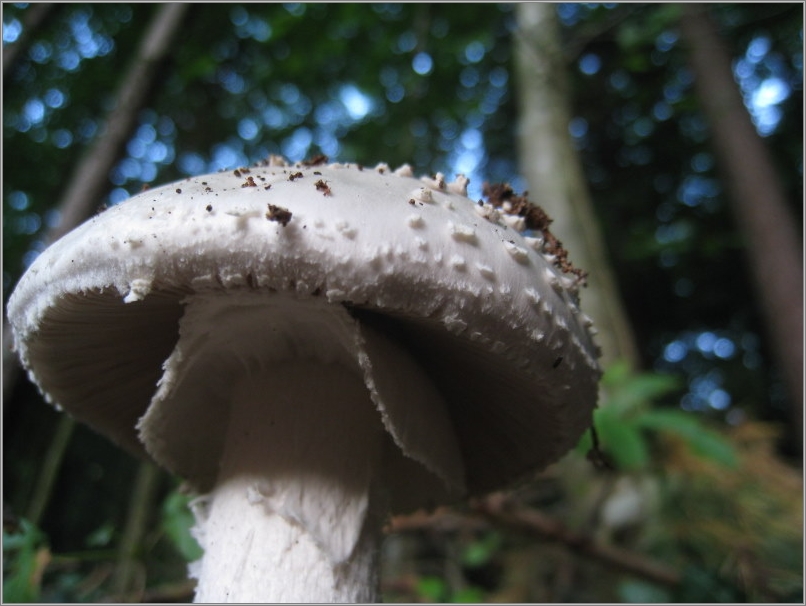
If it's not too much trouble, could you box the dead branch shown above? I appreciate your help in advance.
[389,493,681,588]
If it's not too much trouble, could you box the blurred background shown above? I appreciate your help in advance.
[3,3,802,602]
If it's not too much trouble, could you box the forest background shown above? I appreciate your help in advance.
[2,2,803,603]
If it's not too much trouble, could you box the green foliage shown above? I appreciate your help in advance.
[616,4,683,56]
[161,488,203,562]
[577,360,738,471]
[450,585,487,603]
[675,565,745,602]
[618,578,672,603]
[635,409,737,468]
[414,575,487,604]
[602,359,682,413]
[3,519,48,603]
[460,531,502,568]
[655,421,803,602]
[416,575,449,602]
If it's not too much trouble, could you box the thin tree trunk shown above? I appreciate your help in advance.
[47,3,189,244]
[678,5,803,446]
[513,3,640,370]
[4,3,189,403]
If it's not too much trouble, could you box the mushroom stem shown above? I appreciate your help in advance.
[190,362,386,602]
[138,291,464,601]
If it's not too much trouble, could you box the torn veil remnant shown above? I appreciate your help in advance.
[7,156,601,603]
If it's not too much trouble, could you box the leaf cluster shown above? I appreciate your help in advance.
[578,361,737,471]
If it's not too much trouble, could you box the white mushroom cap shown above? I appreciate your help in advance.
[8,158,600,511]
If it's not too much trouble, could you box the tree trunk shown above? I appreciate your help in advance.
[678,5,803,446]
[513,3,640,370]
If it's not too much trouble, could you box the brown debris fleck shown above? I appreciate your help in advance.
[242,176,257,188]
[266,204,292,226]
[483,182,588,284]
[288,171,304,182]
[175,188,182,194]
[315,179,332,196]
[302,154,329,167]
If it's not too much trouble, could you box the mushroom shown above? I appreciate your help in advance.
[7,158,601,602]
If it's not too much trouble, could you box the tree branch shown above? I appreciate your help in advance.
[472,493,681,587]
[388,493,682,588]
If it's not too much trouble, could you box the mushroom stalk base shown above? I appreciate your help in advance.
[190,363,386,603]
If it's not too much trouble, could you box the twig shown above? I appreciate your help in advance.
[109,578,196,603]
[110,461,163,602]
[473,493,681,587]
[25,416,76,525]
[386,506,487,534]
[389,494,681,588]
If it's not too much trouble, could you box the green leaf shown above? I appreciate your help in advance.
[2,519,48,603]
[596,408,651,470]
[416,576,448,602]
[575,426,594,456]
[635,409,738,468]
[161,489,204,562]
[601,359,633,388]
[461,531,502,568]
[606,373,682,416]
[452,586,487,603]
